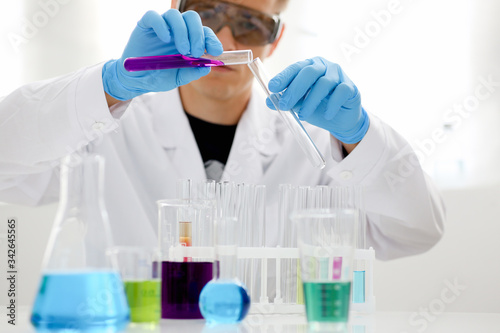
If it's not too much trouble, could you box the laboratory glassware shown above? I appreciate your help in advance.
[124,50,253,72]
[157,199,214,319]
[248,58,326,169]
[109,246,161,324]
[277,184,296,305]
[330,185,368,305]
[250,185,266,303]
[295,186,310,305]
[31,153,130,331]
[199,216,251,324]
[292,208,358,330]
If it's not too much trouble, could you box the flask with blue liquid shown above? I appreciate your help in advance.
[199,216,250,324]
[30,153,130,331]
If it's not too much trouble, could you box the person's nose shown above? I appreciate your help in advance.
[216,25,237,51]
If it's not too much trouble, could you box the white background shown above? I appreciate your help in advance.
[0,0,499,320]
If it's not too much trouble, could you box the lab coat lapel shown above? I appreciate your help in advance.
[152,89,206,182]
[221,88,281,184]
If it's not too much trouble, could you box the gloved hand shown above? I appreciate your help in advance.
[102,10,223,101]
[266,57,369,144]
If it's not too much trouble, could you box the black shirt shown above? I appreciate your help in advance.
[185,111,237,180]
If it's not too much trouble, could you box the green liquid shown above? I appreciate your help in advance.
[303,281,351,322]
[124,280,160,323]
[297,260,304,304]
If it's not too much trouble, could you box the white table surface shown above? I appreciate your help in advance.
[1,308,499,333]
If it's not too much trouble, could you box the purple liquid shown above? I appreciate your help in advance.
[161,261,213,319]
[124,54,225,72]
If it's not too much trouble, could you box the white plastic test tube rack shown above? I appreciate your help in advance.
[167,244,375,315]
[244,247,376,315]
[173,180,376,314]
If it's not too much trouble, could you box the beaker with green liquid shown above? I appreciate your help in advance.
[109,247,161,324]
[292,208,358,331]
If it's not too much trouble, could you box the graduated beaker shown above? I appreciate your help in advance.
[157,199,215,319]
[109,246,161,324]
[292,208,358,331]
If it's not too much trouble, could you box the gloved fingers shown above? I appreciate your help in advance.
[266,97,275,110]
[324,83,354,120]
[182,11,205,58]
[265,93,282,110]
[300,76,337,119]
[137,10,171,43]
[278,60,326,110]
[163,10,191,55]
[176,67,211,86]
[300,63,341,119]
[268,59,313,93]
[203,26,223,56]
[343,86,362,109]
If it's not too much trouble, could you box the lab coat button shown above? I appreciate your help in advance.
[340,171,353,180]
[92,122,104,130]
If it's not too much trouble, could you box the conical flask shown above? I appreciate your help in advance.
[31,153,130,331]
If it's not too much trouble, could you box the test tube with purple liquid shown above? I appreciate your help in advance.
[124,50,253,71]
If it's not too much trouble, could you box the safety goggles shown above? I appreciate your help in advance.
[178,0,282,46]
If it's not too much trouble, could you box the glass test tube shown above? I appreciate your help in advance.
[334,185,367,303]
[124,50,253,72]
[278,184,294,304]
[253,185,267,303]
[216,181,235,219]
[248,58,326,169]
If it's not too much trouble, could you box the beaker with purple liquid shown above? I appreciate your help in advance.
[157,199,215,319]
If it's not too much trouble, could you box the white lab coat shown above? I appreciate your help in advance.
[0,63,445,260]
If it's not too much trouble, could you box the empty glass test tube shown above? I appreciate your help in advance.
[248,58,326,169]
[124,50,253,72]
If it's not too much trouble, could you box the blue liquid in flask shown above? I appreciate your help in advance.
[31,271,130,331]
[199,281,250,324]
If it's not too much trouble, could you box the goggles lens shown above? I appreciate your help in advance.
[179,0,281,46]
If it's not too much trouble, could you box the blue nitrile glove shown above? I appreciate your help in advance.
[266,57,369,144]
[102,10,223,101]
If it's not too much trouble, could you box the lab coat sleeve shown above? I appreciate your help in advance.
[324,114,445,260]
[0,63,120,205]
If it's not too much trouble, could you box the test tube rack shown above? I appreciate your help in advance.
[167,245,376,315]
[172,180,376,315]
[244,247,376,315]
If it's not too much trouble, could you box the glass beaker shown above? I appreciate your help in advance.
[157,199,215,319]
[30,153,129,331]
[292,208,358,331]
[109,246,161,324]
[199,216,250,324]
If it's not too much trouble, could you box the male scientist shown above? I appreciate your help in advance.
[0,0,444,260]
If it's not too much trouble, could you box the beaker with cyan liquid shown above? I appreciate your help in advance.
[157,199,215,319]
[30,153,129,331]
